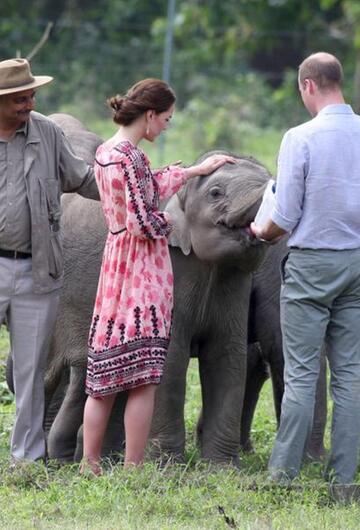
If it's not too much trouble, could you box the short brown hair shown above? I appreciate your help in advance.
[298,52,343,90]
[108,78,176,126]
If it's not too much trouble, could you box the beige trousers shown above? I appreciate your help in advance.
[0,256,59,461]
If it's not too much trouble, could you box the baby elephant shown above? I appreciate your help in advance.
[150,153,270,465]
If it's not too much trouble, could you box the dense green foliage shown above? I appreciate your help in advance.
[1,0,360,127]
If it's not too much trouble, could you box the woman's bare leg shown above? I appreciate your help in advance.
[81,393,116,475]
[124,384,156,467]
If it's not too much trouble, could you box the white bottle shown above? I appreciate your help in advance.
[254,179,276,229]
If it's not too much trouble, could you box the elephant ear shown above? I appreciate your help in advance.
[165,193,192,255]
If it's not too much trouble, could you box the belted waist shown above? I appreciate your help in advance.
[110,228,126,235]
[0,248,32,259]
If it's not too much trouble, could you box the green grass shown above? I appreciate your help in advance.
[1,328,360,529]
[0,327,13,458]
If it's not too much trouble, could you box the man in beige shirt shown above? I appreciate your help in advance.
[0,58,99,462]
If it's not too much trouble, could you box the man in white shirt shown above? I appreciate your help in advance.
[251,52,360,486]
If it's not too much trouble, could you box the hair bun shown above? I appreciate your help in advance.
[109,95,125,112]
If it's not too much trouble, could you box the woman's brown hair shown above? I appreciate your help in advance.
[108,78,176,126]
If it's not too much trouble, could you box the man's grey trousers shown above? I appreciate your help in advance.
[0,256,59,461]
[269,248,360,484]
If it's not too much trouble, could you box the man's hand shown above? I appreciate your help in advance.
[250,220,286,245]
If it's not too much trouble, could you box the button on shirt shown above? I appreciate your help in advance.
[0,123,32,253]
[271,104,360,249]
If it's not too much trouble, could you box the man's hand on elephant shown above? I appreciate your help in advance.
[184,154,237,179]
[249,222,272,244]
[250,221,286,245]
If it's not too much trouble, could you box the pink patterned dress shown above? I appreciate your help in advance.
[85,140,188,397]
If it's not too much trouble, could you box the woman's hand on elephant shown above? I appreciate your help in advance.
[185,154,236,179]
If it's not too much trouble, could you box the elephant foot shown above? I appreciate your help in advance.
[304,444,327,463]
[201,454,241,470]
[148,436,186,466]
[153,452,186,469]
[46,452,76,464]
[240,438,255,454]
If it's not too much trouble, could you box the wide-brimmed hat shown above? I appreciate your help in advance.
[0,58,53,96]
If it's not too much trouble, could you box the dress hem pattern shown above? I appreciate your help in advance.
[86,336,169,397]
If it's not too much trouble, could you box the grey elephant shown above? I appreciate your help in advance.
[150,154,270,464]
[150,166,327,464]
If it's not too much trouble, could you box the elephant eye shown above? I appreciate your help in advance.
[209,186,224,199]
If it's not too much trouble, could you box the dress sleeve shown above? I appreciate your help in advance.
[120,151,172,239]
[152,165,188,200]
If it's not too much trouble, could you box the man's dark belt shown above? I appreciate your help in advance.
[0,248,32,259]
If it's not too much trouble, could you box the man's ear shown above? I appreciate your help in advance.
[307,78,317,94]
[165,193,191,255]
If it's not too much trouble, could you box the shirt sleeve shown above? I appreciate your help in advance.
[59,132,100,200]
[271,129,308,232]
[121,152,172,239]
[152,165,188,200]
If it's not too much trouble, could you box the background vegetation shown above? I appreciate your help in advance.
[1,1,360,168]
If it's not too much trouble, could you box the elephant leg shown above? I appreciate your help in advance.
[199,341,247,466]
[47,364,87,462]
[5,352,14,393]
[44,368,70,436]
[150,341,190,463]
[269,355,285,427]
[305,347,327,460]
[240,342,269,453]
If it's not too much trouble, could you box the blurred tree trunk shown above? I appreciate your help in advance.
[353,51,360,113]
[343,1,360,110]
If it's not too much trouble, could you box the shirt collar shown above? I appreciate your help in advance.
[16,121,28,135]
[318,103,354,116]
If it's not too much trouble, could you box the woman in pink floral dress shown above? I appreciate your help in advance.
[81,78,235,474]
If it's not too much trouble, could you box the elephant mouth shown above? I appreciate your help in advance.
[216,219,255,240]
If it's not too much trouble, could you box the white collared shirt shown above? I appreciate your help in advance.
[272,104,360,249]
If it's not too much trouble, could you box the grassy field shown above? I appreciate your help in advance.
[1,326,360,529]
